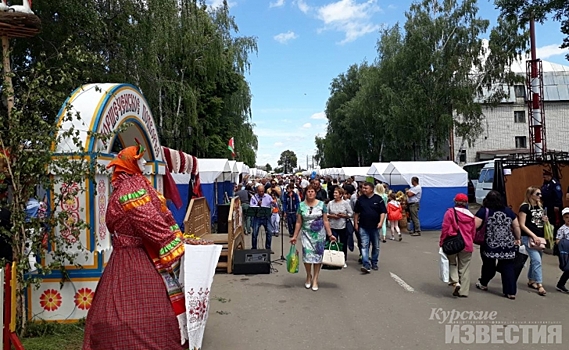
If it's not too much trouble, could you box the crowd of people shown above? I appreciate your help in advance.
[234,174,424,290]
[235,170,569,299]
[440,170,569,300]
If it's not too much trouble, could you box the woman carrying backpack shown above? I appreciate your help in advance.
[439,193,475,298]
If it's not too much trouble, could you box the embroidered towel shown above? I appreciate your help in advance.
[182,244,222,349]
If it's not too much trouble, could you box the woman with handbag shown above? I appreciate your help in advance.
[439,193,475,297]
[327,187,353,268]
[474,191,521,300]
[290,184,336,291]
[518,186,549,296]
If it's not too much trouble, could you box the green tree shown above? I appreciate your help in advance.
[1,36,111,333]
[277,150,297,174]
[495,0,569,60]
[265,163,272,171]
[317,0,526,163]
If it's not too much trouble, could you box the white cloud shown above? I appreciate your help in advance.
[295,0,311,14]
[270,0,286,8]
[274,142,284,146]
[274,31,298,44]
[310,111,326,120]
[312,0,382,44]
[388,4,396,9]
[207,0,236,8]
[302,123,312,128]
[537,44,569,59]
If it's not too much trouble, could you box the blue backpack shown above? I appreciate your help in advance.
[557,238,569,272]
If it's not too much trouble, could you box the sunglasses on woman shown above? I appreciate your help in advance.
[309,207,313,214]
[535,192,542,197]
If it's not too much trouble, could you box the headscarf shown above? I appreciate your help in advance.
[106,143,146,182]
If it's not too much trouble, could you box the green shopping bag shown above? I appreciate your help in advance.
[325,241,343,251]
[287,245,299,274]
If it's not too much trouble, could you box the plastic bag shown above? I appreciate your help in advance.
[439,248,449,283]
[287,245,299,274]
[544,222,555,249]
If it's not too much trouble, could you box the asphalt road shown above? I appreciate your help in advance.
[203,229,569,350]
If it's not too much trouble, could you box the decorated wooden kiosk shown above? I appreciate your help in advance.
[26,83,245,328]
[27,83,167,322]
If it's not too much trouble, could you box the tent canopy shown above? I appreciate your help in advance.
[366,163,389,182]
[342,167,370,182]
[383,161,467,187]
[382,161,467,230]
[236,162,249,175]
[199,158,231,184]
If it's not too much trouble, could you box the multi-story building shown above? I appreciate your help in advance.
[454,60,569,164]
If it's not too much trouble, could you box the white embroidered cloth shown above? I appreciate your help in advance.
[182,244,222,349]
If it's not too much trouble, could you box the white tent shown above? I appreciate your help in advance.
[199,158,231,184]
[227,160,239,183]
[367,162,389,182]
[342,167,370,182]
[382,161,467,187]
[236,162,249,175]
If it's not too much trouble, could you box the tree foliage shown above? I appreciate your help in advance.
[496,0,569,60]
[277,150,297,174]
[316,0,527,166]
[0,0,258,332]
[12,0,258,166]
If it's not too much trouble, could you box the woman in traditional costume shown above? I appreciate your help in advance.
[83,142,186,350]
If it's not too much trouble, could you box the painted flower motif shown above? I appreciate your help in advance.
[39,289,62,312]
[315,240,325,255]
[74,288,94,310]
[309,217,324,232]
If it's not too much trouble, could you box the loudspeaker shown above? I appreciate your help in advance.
[232,249,271,275]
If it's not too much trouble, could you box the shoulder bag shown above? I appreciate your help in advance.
[473,208,488,245]
[442,209,465,255]
[322,241,345,267]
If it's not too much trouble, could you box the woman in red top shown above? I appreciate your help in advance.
[387,192,403,241]
[440,193,475,298]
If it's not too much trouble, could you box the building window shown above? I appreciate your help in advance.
[514,85,525,98]
[514,111,526,123]
[515,136,527,149]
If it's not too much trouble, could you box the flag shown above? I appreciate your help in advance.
[228,137,235,157]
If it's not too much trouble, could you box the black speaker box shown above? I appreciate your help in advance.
[232,249,271,275]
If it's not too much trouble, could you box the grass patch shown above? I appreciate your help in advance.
[20,320,85,350]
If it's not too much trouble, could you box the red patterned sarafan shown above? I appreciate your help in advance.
[97,180,107,240]
[39,289,62,312]
[74,288,95,310]
[186,288,210,324]
[60,182,80,243]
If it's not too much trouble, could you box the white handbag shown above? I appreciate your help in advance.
[322,242,345,267]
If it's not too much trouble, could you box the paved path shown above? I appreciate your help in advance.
[203,230,568,349]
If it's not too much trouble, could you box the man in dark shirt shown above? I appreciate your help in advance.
[236,185,252,235]
[343,179,356,196]
[327,178,338,200]
[311,180,328,202]
[354,182,387,273]
[541,170,563,228]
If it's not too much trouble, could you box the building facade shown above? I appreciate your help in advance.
[454,61,569,164]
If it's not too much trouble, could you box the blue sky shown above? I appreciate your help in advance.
[207,0,569,170]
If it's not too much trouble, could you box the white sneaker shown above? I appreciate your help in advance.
[343,263,347,268]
